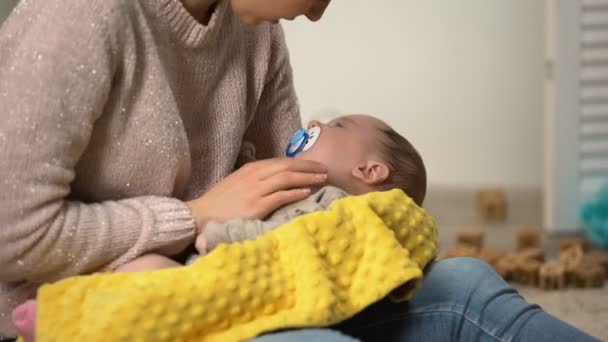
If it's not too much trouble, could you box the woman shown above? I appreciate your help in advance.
[0,0,598,341]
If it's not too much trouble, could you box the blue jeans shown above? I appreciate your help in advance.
[252,257,599,342]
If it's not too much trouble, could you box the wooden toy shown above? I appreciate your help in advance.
[477,248,506,267]
[539,261,566,290]
[570,264,605,288]
[559,245,585,284]
[447,227,606,291]
[516,228,541,251]
[583,252,608,276]
[514,260,542,286]
[457,229,484,249]
[476,188,507,221]
[559,245,584,266]
[514,247,545,263]
[495,255,519,281]
[558,237,588,253]
[438,245,479,260]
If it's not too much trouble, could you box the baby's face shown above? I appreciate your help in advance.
[295,114,386,191]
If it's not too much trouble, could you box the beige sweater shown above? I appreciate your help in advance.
[0,0,300,336]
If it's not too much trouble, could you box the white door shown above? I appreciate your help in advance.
[545,0,608,232]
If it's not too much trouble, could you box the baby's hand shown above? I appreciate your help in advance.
[195,232,207,255]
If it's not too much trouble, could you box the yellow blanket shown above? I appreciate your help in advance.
[32,190,437,342]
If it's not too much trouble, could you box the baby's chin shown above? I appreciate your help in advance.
[292,148,323,161]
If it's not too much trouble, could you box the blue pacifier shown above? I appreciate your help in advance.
[285,126,321,158]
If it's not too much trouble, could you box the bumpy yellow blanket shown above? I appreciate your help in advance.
[31,190,437,342]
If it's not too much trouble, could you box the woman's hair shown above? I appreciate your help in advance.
[377,127,427,206]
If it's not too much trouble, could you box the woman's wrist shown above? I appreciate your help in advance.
[185,199,207,236]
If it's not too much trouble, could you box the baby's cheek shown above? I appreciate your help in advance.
[293,149,318,162]
[294,138,320,156]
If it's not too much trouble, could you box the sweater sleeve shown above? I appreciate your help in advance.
[0,0,195,283]
[244,24,302,159]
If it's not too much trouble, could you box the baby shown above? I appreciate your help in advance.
[121,114,427,268]
[200,114,427,255]
[11,114,426,340]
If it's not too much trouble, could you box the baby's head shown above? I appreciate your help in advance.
[293,114,427,206]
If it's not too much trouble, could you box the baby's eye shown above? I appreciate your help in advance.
[333,121,344,128]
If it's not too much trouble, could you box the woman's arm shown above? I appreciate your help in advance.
[244,24,302,159]
[0,0,195,283]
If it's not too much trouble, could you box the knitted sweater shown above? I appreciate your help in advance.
[0,0,300,336]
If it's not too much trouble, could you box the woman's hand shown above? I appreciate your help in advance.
[186,158,327,234]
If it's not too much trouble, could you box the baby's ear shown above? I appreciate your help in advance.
[352,160,389,186]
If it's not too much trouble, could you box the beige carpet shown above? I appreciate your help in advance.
[425,186,607,340]
[516,285,608,340]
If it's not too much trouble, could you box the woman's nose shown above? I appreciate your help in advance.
[308,120,321,129]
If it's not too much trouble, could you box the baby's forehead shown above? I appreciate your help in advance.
[348,116,391,139]
[336,115,390,148]
[337,114,388,129]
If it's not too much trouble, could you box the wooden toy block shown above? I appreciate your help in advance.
[476,188,507,221]
[495,255,519,281]
[516,228,541,251]
[477,248,506,267]
[457,229,484,249]
[558,237,588,253]
[571,264,605,288]
[573,253,606,288]
[509,248,544,286]
[539,261,566,290]
[514,247,545,263]
[559,245,584,266]
[513,260,542,286]
[559,245,585,284]
[438,245,479,260]
[584,252,608,277]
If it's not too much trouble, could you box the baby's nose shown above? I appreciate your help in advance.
[308,120,321,129]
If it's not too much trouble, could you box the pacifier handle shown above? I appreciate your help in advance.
[285,128,309,158]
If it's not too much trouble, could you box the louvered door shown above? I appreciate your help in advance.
[545,0,608,232]
[581,0,608,202]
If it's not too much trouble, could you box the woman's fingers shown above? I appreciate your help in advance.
[189,158,329,227]
[253,158,327,180]
[257,188,312,217]
[259,170,327,196]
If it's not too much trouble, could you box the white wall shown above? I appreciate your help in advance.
[284,0,544,188]
[0,0,543,187]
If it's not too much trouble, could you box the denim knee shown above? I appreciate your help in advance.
[412,257,508,309]
[435,257,497,284]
